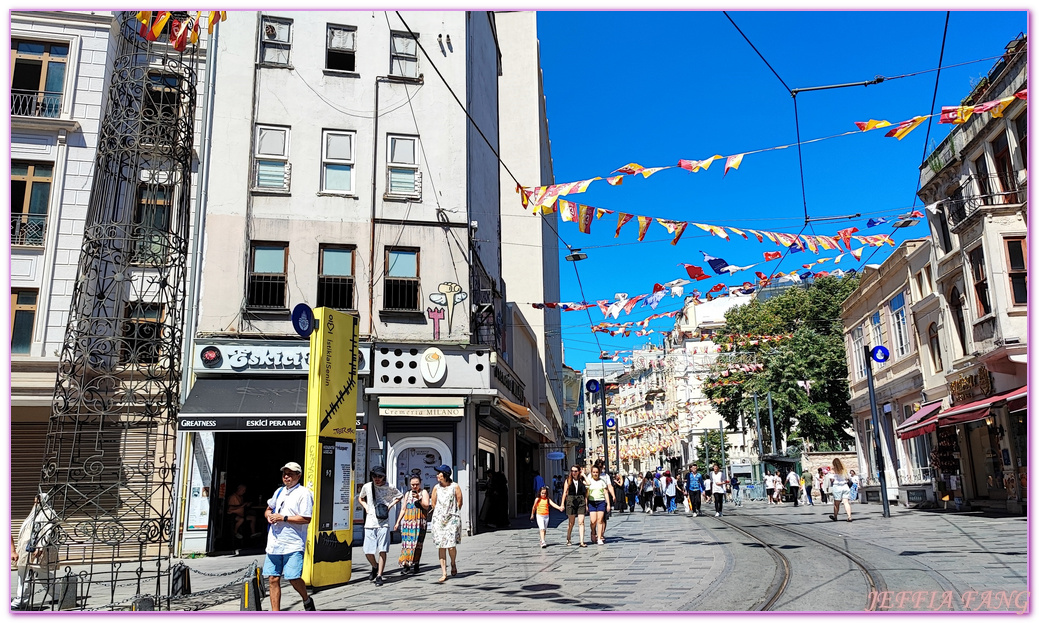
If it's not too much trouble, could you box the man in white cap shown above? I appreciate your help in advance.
[262,462,315,611]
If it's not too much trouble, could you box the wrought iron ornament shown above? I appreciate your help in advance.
[38,11,201,610]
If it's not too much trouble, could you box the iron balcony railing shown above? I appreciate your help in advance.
[11,212,47,246]
[11,89,62,118]
[945,171,1027,228]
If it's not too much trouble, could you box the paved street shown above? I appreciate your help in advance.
[157,498,1026,613]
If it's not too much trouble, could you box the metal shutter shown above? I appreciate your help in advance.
[11,423,49,519]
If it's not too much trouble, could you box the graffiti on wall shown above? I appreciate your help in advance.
[428,282,467,339]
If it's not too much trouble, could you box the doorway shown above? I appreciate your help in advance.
[208,431,306,553]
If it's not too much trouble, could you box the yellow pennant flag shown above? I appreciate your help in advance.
[885,116,927,140]
[854,119,892,131]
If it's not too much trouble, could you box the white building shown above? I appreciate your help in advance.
[177,10,557,553]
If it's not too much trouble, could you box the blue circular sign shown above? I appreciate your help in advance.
[605,417,616,428]
[291,303,315,338]
[871,345,890,363]
[585,379,601,393]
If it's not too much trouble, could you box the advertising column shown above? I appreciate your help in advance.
[302,308,360,587]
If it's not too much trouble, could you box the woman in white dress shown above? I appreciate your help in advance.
[429,464,463,582]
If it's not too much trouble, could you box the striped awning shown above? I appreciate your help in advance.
[896,401,943,440]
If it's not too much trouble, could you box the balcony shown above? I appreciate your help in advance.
[945,172,1027,230]
[11,89,62,118]
[11,212,47,247]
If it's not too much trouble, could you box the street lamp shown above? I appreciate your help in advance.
[565,248,587,262]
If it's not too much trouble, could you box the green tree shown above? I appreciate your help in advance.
[693,429,731,472]
[702,276,860,452]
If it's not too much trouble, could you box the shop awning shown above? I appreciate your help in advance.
[178,378,309,431]
[896,401,943,440]
[937,385,1027,428]
[495,397,531,423]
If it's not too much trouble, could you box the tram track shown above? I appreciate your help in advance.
[716,513,883,611]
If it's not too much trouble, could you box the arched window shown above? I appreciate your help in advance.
[949,287,968,356]
[928,323,943,373]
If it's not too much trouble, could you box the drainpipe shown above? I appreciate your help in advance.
[367,77,389,337]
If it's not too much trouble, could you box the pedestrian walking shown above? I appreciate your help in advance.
[358,464,403,587]
[817,468,829,504]
[730,474,742,507]
[11,492,59,610]
[430,464,464,582]
[612,473,626,513]
[394,475,430,576]
[786,469,801,507]
[849,470,861,502]
[533,470,545,496]
[827,459,853,522]
[764,471,775,505]
[709,463,728,517]
[652,472,665,513]
[530,486,564,548]
[641,472,655,513]
[773,472,785,505]
[561,465,588,547]
[262,462,316,611]
[803,470,815,505]
[625,474,638,512]
[661,471,677,513]
[592,459,617,538]
[586,465,611,545]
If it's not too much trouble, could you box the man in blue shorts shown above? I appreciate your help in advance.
[263,461,316,611]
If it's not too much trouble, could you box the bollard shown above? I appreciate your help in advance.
[239,576,264,611]
[55,574,78,611]
[255,566,267,598]
[132,597,155,611]
[171,564,192,596]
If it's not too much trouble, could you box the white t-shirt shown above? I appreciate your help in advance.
[786,471,800,488]
[359,481,404,529]
[265,483,314,555]
[765,475,774,489]
[709,471,726,493]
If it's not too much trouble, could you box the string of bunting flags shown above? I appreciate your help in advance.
[517,88,1027,214]
[134,11,227,50]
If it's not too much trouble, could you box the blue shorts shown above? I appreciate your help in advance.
[588,499,607,513]
[262,551,304,580]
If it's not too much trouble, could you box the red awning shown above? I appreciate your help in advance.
[937,385,1027,428]
[1007,396,1027,412]
[896,401,943,440]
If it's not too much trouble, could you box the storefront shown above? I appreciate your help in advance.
[174,339,369,555]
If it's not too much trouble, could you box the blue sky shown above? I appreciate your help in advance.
[532,10,1028,370]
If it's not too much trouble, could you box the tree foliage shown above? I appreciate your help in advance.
[702,276,860,452]
[693,429,731,472]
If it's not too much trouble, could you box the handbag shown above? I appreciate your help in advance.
[375,502,390,520]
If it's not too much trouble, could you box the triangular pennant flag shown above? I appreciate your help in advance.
[1015,88,1027,100]
[577,204,594,234]
[834,253,845,264]
[727,226,749,239]
[774,232,799,247]
[973,96,1017,118]
[190,12,201,44]
[854,119,893,131]
[613,163,645,175]
[837,227,858,250]
[747,230,766,243]
[636,216,652,241]
[615,213,633,238]
[559,199,578,222]
[693,223,729,240]
[208,10,226,35]
[678,156,720,172]
[851,248,864,260]
[702,252,731,275]
[867,217,888,228]
[682,264,710,281]
[640,166,669,178]
[169,18,190,51]
[759,230,778,243]
[723,153,745,176]
[657,219,689,245]
[595,207,614,220]
[801,235,819,254]
[940,105,974,124]
[606,175,624,186]
[557,178,601,195]
[884,115,927,140]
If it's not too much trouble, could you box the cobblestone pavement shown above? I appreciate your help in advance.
[14,498,1026,612]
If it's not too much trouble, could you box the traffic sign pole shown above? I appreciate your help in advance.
[864,345,891,518]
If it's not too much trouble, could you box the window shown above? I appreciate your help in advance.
[1014,114,1027,168]
[11,289,37,355]
[968,246,991,316]
[851,327,865,380]
[253,125,290,191]
[317,246,354,310]
[121,303,162,365]
[390,32,418,78]
[870,311,885,367]
[11,161,51,246]
[386,135,420,197]
[928,323,943,373]
[935,200,954,253]
[11,39,67,118]
[247,243,288,309]
[321,130,354,193]
[924,265,934,292]
[142,71,180,144]
[974,154,994,204]
[949,287,968,356]
[1005,237,1026,306]
[384,248,419,311]
[890,293,909,358]
[132,184,170,265]
[991,132,1019,203]
[326,25,356,72]
[259,16,292,66]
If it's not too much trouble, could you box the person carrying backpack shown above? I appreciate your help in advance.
[685,465,705,516]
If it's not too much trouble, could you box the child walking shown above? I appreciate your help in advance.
[530,486,563,548]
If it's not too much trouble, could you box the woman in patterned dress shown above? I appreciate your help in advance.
[394,475,430,576]
[429,464,463,583]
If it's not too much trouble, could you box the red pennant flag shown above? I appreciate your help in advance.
[1015,88,1027,100]
[909,210,924,218]
[151,11,171,39]
[837,227,859,251]
[763,251,782,262]
[170,18,190,51]
[623,295,647,314]
[755,271,768,280]
[708,283,726,294]
[615,213,633,238]
[683,264,710,281]
[577,204,594,234]
[940,105,974,124]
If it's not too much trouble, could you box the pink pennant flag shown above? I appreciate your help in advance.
[973,96,1016,118]
[606,175,624,185]
[940,105,974,124]
[615,213,634,238]
[678,156,720,172]
[636,216,652,241]
[724,153,745,176]
[1015,88,1027,100]
[623,294,647,314]
[837,227,858,251]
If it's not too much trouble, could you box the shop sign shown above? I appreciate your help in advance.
[177,415,306,431]
[196,342,371,375]
[381,406,464,418]
[948,366,993,404]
